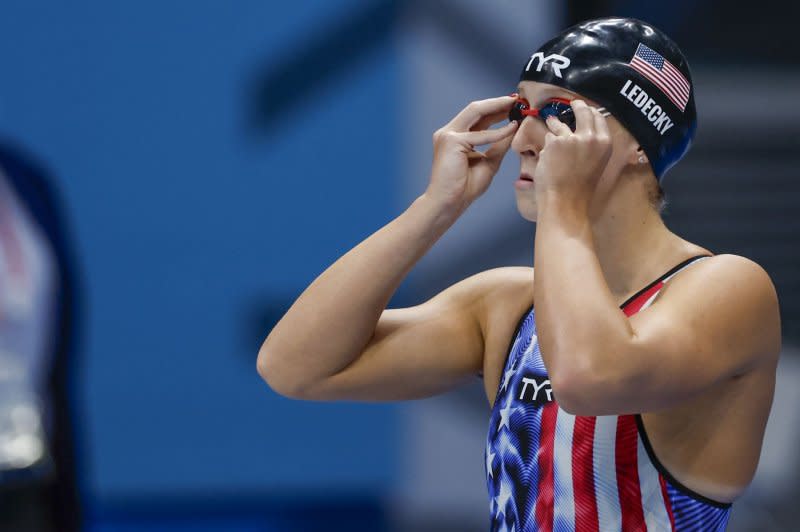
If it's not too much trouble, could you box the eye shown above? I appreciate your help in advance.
[508,99,531,123]
[556,107,577,131]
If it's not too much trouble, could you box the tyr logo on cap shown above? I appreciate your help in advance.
[524,52,571,78]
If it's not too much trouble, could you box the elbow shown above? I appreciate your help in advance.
[256,348,287,396]
[549,372,590,415]
[545,330,640,415]
[256,345,309,400]
[549,357,623,416]
[255,348,276,390]
[255,339,274,381]
[552,389,593,416]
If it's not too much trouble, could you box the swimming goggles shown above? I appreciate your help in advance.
[508,97,611,131]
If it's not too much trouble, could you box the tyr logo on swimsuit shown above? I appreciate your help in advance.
[518,376,554,406]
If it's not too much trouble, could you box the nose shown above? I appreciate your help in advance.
[511,116,546,157]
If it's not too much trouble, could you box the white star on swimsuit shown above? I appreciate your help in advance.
[500,367,514,392]
[495,478,513,517]
[498,393,514,431]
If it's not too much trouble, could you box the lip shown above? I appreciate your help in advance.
[514,173,535,190]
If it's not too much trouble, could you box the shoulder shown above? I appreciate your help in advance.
[649,253,781,369]
[663,253,777,310]
[470,266,534,300]
[439,266,533,305]
[470,266,533,316]
[428,266,534,342]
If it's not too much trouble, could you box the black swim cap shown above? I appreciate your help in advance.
[519,17,696,180]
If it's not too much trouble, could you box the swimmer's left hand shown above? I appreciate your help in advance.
[533,99,612,214]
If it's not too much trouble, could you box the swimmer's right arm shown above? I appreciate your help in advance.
[257,95,519,401]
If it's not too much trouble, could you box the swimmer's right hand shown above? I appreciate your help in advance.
[425,95,518,214]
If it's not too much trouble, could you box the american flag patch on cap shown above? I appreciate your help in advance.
[628,43,690,112]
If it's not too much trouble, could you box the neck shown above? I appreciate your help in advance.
[589,178,695,303]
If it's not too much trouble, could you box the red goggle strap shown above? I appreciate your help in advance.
[518,97,572,117]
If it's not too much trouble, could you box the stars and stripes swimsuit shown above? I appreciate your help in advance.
[486,254,733,531]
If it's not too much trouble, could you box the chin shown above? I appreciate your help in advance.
[515,194,538,222]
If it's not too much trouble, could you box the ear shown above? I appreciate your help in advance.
[629,146,648,166]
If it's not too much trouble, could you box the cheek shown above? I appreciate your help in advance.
[594,147,626,191]
[604,148,626,172]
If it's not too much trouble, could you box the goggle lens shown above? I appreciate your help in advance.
[508,97,577,131]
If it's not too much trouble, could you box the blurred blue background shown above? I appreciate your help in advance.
[0,1,403,529]
[0,1,797,531]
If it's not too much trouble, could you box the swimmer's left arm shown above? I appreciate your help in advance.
[531,102,781,415]
[537,241,780,416]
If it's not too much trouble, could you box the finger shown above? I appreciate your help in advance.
[542,131,557,149]
[482,127,516,167]
[471,109,512,132]
[447,95,517,132]
[596,106,612,118]
[545,115,571,137]
[460,120,518,147]
[592,107,611,139]
[470,131,517,187]
[571,99,595,135]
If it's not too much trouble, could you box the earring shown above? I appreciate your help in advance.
[638,155,646,164]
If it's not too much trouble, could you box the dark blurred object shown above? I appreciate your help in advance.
[250,0,529,137]
[570,1,800,65]
[245,297,292,361]
[566,0,614,26]
[250,0,398,134]
[0,143,82,531]
[94,494,388,532]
